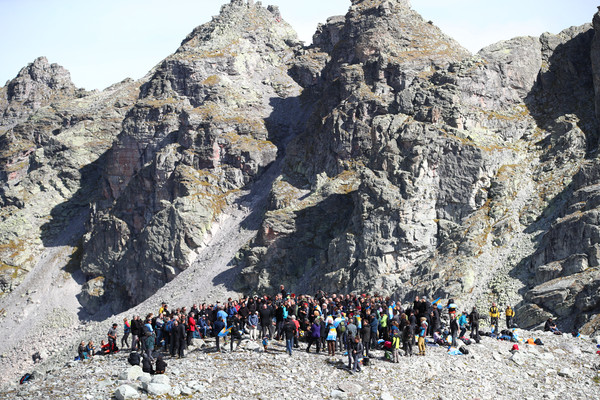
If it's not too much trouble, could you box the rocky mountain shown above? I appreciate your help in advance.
[0,0,599,337]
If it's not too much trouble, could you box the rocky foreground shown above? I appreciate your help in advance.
[3,330,600,400]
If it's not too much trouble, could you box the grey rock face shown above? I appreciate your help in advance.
[0,0,599,335]
[79,0,307,310]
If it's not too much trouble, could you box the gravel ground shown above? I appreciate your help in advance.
[2,329,599,400]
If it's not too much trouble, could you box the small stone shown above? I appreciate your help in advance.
[114,384,140,400]
[181,386,193,396]
[151,374,170,385]
[338,382,361,394]
[558,368,573,378]
[144,382,170,396]
[510,352,526,366]
[119,366,144,381]
[137,373,151,384]
[380,392,394,400]
[331,389,348,399]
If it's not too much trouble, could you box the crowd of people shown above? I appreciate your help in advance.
[79,286,532,374]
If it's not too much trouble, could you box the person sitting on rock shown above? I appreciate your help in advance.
[142,354,155,375]
[127,351,141,366]
[155,355,167,374]
[78,341,89,360]
[97,340,111,355]
[544,318,562,335]
[85,341,95,359]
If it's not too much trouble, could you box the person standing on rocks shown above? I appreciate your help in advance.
[469,307,480,343]
[259,303,272,340]
[361,316,372,358]
[107,323,118,353]
[402,319,414,356]
[505,305,515,329]
[175,318,186,358]
[449,315,459,347]
[213,317,226,353]
[306,317,321,353]
[489,303,500,334]
[283,316,297,356]
[349,336,363,373]
[248,311,259,341]
[121,318,131,350]
[418,317,428,356]
[326,316,338,356]
[131,315,143,351]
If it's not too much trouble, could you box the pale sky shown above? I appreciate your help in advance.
[0,0,597,91]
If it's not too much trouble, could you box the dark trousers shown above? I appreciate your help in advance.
[121,333,130,349]
[131,335,139,351]
[470,323,480,342]
[306,336,320,353]
[231,335,242,351]
[363,339,370,357]
[177,340,185,358]
[403,340,412,356]
[169,337,177,356]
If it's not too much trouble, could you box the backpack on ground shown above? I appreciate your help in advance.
[459,346,469,355]
[534,338,544,346]
[19,373,33,384]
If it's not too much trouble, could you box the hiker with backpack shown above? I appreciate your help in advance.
[505,305,515,329]
[489,303,500,334]
[390,321,401,363]
[469,307,480,343]
[336,313,347,352]
[283,316,297,356]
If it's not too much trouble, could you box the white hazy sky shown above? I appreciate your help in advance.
[0,0,597,91]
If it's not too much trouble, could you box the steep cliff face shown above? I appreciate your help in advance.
[0,0,599,333]
[0,56,140,293]
[237,0,599,333]
[78,0,308,311]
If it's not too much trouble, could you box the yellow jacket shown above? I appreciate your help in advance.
[489,306,499,318]
[505,307,514,317]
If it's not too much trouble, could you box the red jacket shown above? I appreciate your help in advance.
[187,316,196,332]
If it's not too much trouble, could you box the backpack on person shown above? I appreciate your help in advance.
[143,325,152,337]
[164,320,174,333]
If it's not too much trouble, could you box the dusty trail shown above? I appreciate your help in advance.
[0,211,87,384]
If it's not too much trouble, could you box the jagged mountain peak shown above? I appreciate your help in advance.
[178,0,300,55]
[0,56,83,133]
[340,0,470,68]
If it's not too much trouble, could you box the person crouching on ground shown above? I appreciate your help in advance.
[155,356,167,374]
